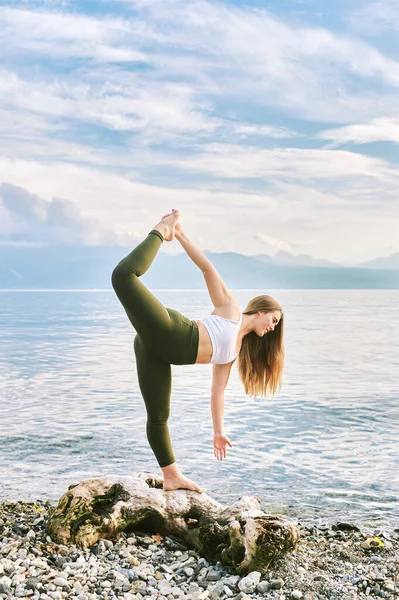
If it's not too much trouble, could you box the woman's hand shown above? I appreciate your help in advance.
[175,222,184,239]
[213,432,233,461]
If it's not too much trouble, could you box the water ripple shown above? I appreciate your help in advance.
[0,289,398,528]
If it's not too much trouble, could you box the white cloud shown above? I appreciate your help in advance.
[0,1,398,263]
[163,144,396,181]
[1,7,149,63]
[0,182,134,245]
[254,233,291,252]
[0,69,214,136]
[0,157,397,263]
[232,124,296,139]
[318,117,399,145]
[2,1,399,130]
[349,0,399,34]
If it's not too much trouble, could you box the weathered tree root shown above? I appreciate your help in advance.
[46,472,300,574]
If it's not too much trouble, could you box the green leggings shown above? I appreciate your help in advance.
[111,230,199,467]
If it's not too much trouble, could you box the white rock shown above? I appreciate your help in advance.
[297,567,306,576]
[238,571,262,594]
[171,587,184,597]
[26,530,36,540]
[1,559,14,574]
[53,577,69,588]
[158,583,173,595]
[291,591,303,599]
[32,559,48,569]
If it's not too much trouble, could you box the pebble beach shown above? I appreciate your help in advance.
[0,500,398,600]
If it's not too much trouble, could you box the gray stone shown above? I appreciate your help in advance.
[270,578,285,589]
[207,570,222,582]
[197,567,208,582]
[238,571,261,594]
[160,564,173,574]
[170,586,185,597]
[235,593,252,600]
[226,575,240,586]
[256,581,270,593]
[209,580,225,599]
[370,556,381,563]
[25,577,40,590]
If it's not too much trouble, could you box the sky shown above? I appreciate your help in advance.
[0,0,398,265]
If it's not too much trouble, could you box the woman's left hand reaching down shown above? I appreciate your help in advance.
[214,433,233,461]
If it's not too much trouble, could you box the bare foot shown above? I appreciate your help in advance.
[154,209,180,242]
[163,474,203,493]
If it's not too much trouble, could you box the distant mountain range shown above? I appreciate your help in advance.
[0,245,397,289]
[252,250,399,270]
[356,253,399,270]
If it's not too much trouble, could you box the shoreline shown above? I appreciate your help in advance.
[0,500,398,600]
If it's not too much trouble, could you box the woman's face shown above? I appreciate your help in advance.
[254,310,281,337]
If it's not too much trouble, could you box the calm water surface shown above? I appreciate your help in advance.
[0,289,398,529]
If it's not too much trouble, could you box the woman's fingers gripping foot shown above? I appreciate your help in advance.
[159,209,179,241]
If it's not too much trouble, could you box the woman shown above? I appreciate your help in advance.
[112,209,284,493]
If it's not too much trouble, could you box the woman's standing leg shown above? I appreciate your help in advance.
[134,334,175,468]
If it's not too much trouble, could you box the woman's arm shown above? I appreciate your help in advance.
[176,226,232,309]
[175,226,213,272]
[211,362,233,433]
[211,361,234,460]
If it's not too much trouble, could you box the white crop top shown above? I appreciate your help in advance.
[201,313,242,365]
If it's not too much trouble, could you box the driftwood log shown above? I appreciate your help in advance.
[46,472,300,574]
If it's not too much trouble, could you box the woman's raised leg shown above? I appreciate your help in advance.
[111,210,179,340]
[112,230,171,339]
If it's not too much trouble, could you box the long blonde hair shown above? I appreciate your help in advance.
[237,295,284,397]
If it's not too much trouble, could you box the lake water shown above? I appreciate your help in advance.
[0,289,398,530]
